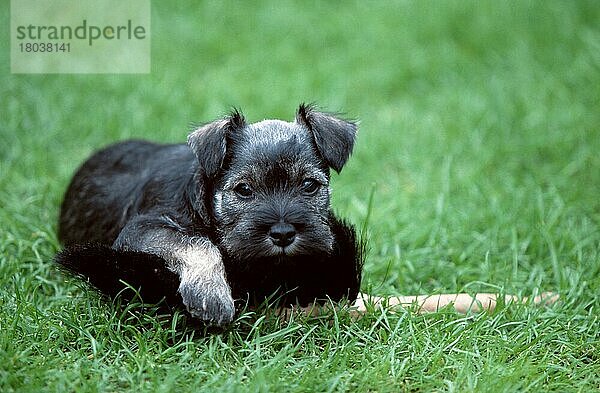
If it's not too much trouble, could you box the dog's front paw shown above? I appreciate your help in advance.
[178,274,235,326]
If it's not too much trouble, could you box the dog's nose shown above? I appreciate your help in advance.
[269,223,296,248]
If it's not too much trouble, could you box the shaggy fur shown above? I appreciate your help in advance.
[56,104,363,325]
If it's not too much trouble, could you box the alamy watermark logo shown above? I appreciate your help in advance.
[11,0,150,74]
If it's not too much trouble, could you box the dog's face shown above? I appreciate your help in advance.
[213,120,333,260]
[187,104,357,262]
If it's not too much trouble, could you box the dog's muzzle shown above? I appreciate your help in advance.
[268,222,296,248]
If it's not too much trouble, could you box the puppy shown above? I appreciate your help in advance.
[56,104,363,325]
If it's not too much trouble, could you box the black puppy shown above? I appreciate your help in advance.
[56,104,363,325]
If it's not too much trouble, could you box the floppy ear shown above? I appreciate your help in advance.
[295,103,358,173]
[187,109,246,177]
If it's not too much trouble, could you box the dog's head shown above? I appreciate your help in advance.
[187,104,357,262]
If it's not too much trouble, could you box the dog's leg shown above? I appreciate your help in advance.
[113,215,235,325]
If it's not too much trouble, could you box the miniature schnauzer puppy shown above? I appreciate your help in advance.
[56,104,363,325]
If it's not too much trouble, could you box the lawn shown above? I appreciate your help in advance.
[1,1,600,391]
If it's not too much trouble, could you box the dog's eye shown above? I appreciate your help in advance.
[233,183,254,198]
[301,179,320,195]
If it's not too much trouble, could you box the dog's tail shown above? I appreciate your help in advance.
[54,244,181,305]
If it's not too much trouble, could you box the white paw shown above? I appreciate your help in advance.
[178,275,235,325]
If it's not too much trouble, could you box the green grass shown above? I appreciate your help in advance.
[2,1,600,391]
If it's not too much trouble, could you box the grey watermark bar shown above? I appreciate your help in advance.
[11,0,151,74]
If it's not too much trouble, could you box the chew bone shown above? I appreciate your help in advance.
[352,292,560,314]
[280,292,559,319]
